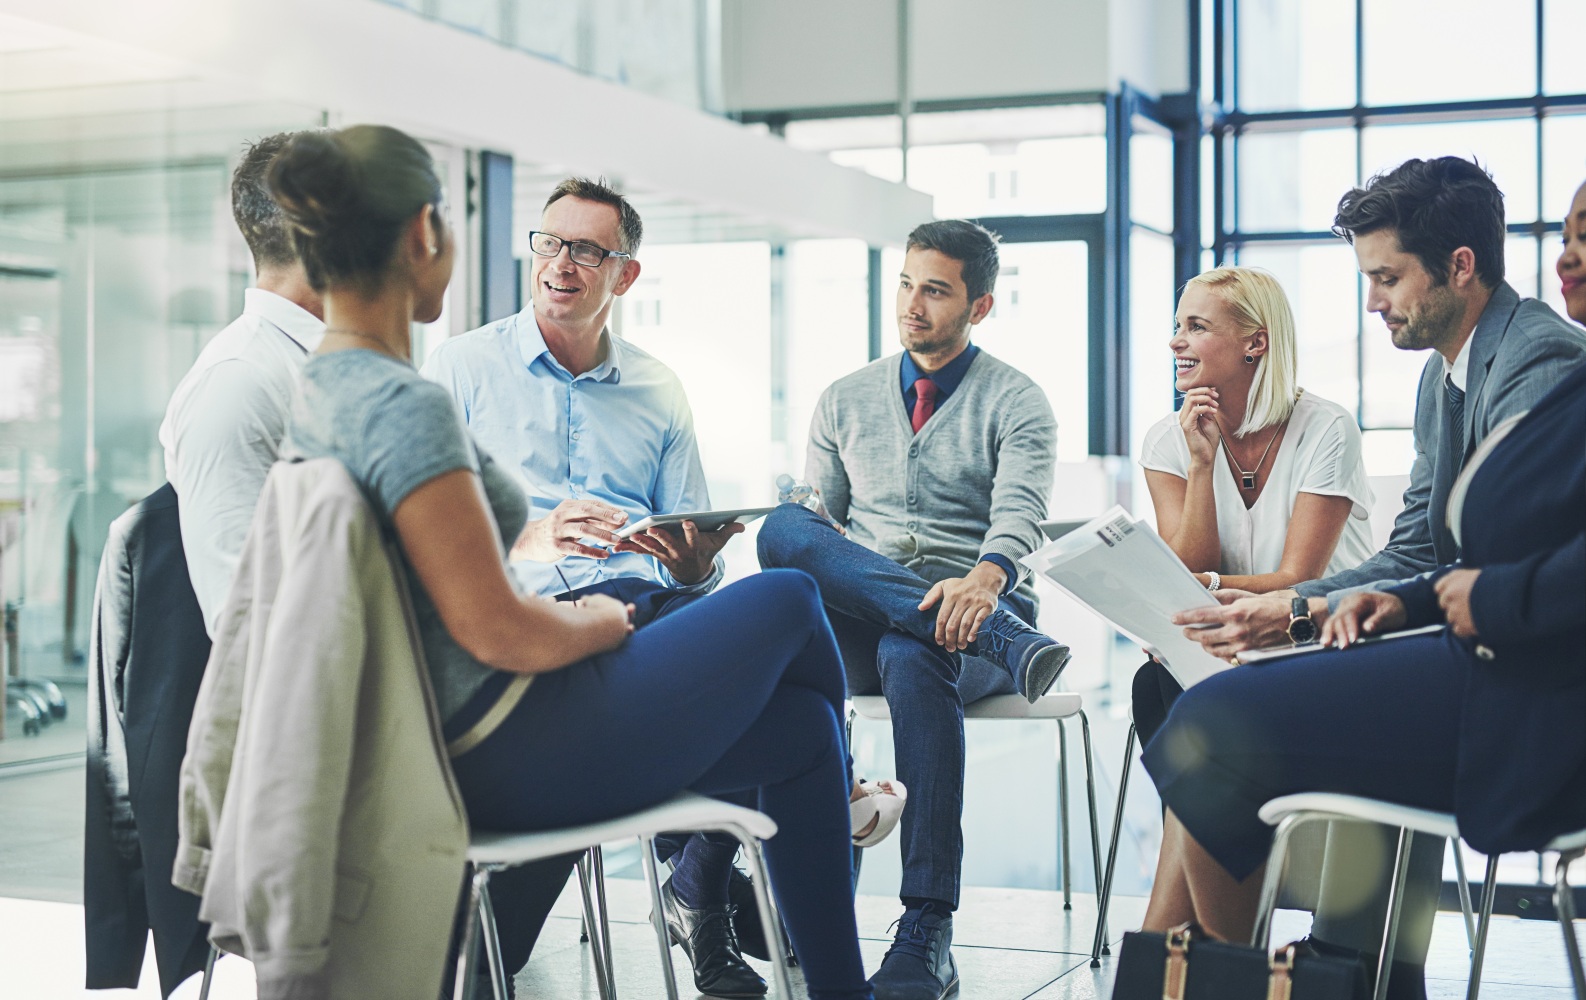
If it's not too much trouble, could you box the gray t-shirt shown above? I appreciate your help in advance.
[282,349,527,722]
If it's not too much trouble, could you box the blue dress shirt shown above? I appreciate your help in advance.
[899,344,1016,595]
[421,309,720,598]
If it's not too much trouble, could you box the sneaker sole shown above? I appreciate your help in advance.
[1020,643,1071,703]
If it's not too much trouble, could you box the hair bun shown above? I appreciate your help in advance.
[267,130,362,237]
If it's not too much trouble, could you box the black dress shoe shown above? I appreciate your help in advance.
[726,865,773,961]
[869,903,959,1000]
[661,878,767,998]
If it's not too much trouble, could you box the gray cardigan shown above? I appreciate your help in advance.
[806,349,1056,603]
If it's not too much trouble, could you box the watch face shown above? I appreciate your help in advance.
[1288,616,1319,645]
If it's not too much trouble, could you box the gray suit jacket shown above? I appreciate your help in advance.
[1296,282,1586,600]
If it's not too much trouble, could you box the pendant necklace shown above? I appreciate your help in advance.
[1214,419,1281,491]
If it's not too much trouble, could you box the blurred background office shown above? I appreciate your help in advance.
[1,1,1583,996]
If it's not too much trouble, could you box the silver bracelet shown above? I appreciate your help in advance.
[1206,570,1221,592]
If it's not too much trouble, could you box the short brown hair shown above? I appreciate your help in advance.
[232,133,301,269]
[545,176,643,254]
[906,219,1002,302]
[1333,157,1506,288]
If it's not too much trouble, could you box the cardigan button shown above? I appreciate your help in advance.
[1474,644,1495,661]
[909,446,918,457]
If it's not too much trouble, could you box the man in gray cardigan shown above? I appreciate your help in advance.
[1177,156,1586,996]
[758,219,1066,1000]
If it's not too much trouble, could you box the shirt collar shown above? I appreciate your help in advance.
[244,288,323,353]
[516,309,622,383]
[900,342,980,398]
[1442,321,1475,391]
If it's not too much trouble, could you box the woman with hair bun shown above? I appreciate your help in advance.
[270,125,873,1000]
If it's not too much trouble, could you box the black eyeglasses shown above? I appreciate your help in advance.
[528,231,631,268]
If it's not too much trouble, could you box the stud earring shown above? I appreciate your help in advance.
[1245,355,1255,364]
[428,245,438,255]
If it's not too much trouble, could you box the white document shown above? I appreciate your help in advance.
[1021,506,1232,689]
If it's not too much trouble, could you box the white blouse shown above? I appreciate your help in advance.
[1139,390,1376,578]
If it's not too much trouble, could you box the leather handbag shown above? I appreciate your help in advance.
[1112,923,1367,1000]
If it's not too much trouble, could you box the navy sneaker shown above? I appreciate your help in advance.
[973,610,1071,702]
[868,904,959,1000]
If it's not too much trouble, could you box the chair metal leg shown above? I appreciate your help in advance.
[577,852,615,1000]
[1078,711,1107,950]
[1091,723,1134,968]
[1452,839,1477,952]
[639,837,683,1000]
[722,824,796,999]
[453,865,488,1000]
[197,944,217,1000]
[1057,718,1072,909]
[1252,811,1311,949]
[1373,827,1413,1000]
[1466,854,1499,1000]
[593,847,616,990]
[1555,850,1585,999]
[476,872,512,1000]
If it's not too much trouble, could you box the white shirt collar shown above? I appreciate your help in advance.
[244,288,324,353]
[1442,329,1473,391]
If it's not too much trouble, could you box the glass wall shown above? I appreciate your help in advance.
[1220,0,1586,477]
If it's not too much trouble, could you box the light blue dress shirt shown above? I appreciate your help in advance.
[421,309,721,598]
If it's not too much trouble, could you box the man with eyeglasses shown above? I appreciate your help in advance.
[422,177,764,998]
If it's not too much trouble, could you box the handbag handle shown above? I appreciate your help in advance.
[1162,923,1194,1000]
[1266,942,1297,1000]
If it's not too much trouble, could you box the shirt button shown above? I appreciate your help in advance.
[907,521,918,530]
[907,495,916,504]
[572,432,580,440]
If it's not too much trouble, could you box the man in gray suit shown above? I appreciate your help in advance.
[1178,156,1586,997]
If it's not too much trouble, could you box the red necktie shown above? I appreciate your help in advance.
[911,378,938,434]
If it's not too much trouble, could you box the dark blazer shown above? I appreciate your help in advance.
[85,483,213,996]
[1299,282,1586,597]
[1387,362,1586,854]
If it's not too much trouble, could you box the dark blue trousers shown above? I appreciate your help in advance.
[448,570,871,1000]
[756,503,1023,908]
[1144,630,1476,882]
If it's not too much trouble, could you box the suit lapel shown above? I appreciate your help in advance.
[1459,282,1521,459]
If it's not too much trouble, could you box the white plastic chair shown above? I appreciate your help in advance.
[847,692,1107,945]
[454,791,791,1000]
[1252,793,1497,1000]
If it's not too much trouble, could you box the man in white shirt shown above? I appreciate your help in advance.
[160,132,324,634]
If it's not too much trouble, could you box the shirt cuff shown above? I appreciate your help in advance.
[978,554,1018,596]
[666,555,723,595]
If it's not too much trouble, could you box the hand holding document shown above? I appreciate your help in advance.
[1021,506,1232,689]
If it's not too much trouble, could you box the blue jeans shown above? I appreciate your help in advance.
[448,570,871,1000]
[756,503,1024,908]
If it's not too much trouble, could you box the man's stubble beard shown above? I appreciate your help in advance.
[1391,281,1462,352]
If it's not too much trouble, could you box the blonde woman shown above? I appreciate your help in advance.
[1133,266,1374,741]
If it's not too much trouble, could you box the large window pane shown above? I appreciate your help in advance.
[1130,122,1174,234]
[619,242,772,583]
[1238,0,1356,111]
[1543,113,1586,226]
[1360,308,1431,429]
[1506,235,1542,301]
[1361,118,1539,222]
[784,240,870,472]
[1545,0,1586,96]
[1236,243,1361,418]
[1364,0,1536,106]
[1129,230,1178,514]
[908,136,1107,218]
[1238,129,1357,233]
[973,241,1091,463]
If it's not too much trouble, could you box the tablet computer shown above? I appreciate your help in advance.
[614,507,777,540]
[1237,624,1445,665]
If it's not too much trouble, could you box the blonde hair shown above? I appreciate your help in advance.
[1182,266,1299,436]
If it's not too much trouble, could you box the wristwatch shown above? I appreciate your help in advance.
[1287,596,1319,645]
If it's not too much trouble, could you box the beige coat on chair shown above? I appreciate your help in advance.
[173,458,469,1000]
